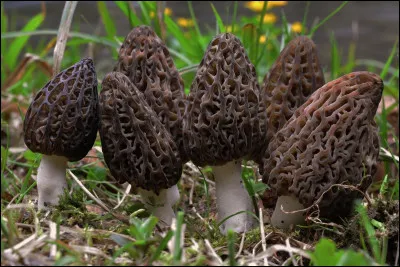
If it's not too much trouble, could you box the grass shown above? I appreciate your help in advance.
[1,1,399,266]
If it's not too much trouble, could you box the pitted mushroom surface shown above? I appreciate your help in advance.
[24,58,99,209]
[183,33,267,234]
[261,71,383,229]
[114,25,187,161]
[99,71,182,226]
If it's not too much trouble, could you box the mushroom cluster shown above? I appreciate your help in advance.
[100,26,186,228]
[24,58,99,209]
[23,24,384,236]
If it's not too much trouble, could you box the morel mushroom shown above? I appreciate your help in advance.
[259,36,325,208]
[261,71,383,229]
[261,36,325,144]
[183,33,267,234]
[114,25,187,162]
[23,58,99,209]
[99,72,182,227]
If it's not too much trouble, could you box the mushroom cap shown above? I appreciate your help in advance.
[23,58,99,162]
[183,33,267,167]
[262,71,383,218]
[113,25,187,162]
[99,72,182,194]
[261,36,325,143]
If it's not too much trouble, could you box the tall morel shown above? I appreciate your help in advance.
[261,36,325,145]
[114,25,187,161]
[260,36,325,207]
[261,71,383,229]
[99,72,182,227]
[183,33,267,234]
[24,58,99,209]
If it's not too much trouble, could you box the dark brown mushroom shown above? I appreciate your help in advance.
[261,71,383,229]
[23,58,99,209]
[114,25,187,162]
[183,33,267,234]
[99,71,182,226]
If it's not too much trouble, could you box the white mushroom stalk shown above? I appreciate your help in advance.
[36,155,68,209]
[270,195,306,229]
[137,185,180,227]
[213,160,255,235]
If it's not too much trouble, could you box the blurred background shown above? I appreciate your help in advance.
[3,1,399,73]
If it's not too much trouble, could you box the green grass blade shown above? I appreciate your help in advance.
[330,32,340,80]
[114,1,142,26]
[148,230,174,264]
[380,38,398,80]
[356,203,382,263]
[343,41,356,73]
[308,1,348,38]
[217,210,260,229]
[210,3,225,34]
[168,47,193,65]
[188,2,202,40]
[164,15,199,59]
[227,230,237,266]
[231,1,238,33]
[301,1,310,34]
[2,30,119,49]
[255,1,268,63]
[242,23,257,61]
[138,1,150,25]
[173,211,184,265]
[5,13,44,70]
[98,1,117,39]
[1,2,7,57]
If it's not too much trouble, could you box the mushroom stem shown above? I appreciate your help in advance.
[37,155,68,209]
[213,160,256,235]
[270,195,306,229]
[137,184,180,227]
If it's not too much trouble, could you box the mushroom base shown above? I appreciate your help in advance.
[213,160,256,235]
[270,195,306,229]
[37,155,68,209]
[137,184,180,227]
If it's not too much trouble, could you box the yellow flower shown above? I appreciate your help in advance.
[291,21,303,33]
[164,7,172,16]
[226,25,233,32]
[268,1,288,8]
[262,13,277,24]
[245,1,288,12]
[177,18,194,28]
[149,7,172,18]
[259,35,267,43]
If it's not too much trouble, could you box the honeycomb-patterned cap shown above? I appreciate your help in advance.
[262,36,325,143]
[262,71,383,218]
[99,72,182,193]
[183,33,267,167]
[23,58,99,161]
[114,25,187,162]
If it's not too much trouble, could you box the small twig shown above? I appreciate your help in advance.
[285,238,297,266]
[278,183,373,216]
[53,1,78,75]
[67,170,129,224]
[259,207,268,266]
[68,170,110,212]
[188,177,212,230]
[113,183,131,210]
[246,244,310,264]
[49,221,57,259]
[235,231,246,258]
[204,239,223,265]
